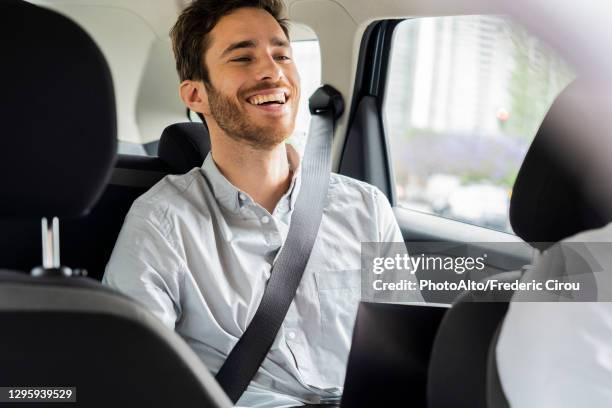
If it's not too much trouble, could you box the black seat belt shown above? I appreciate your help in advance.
[215,85,344,404]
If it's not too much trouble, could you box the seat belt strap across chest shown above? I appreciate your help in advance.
[215,85,344,404]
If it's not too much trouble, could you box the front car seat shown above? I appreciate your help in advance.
[0,2,230,406]
[427,79,611,408]
[490,79,612,407]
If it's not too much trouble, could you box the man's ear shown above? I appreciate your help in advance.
[179,80,210,116]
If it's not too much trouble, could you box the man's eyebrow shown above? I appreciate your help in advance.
[221,39,257,57]
[271,36,289,48]
[220,37,290,58]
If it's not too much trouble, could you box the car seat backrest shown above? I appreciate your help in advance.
[0,270,230,407]
[427,271,519,408]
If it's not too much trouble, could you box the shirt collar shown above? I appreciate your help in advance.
[201,143,302,215]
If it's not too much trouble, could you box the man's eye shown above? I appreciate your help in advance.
[231,57,251,62]
[275,55,291,61]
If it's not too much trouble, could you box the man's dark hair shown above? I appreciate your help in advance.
[170,0,290,83]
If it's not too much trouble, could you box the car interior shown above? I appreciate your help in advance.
[1,0,610,407]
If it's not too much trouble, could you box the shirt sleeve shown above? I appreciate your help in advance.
[497,227,612,407]
[373,187,404,243]
[373,188,424,302]
[102,205,184,329]
[497,302,612,407]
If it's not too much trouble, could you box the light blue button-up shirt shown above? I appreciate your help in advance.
[103,144,418,407]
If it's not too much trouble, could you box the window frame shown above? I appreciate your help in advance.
[345,16,572,236]
[338,19,402,203]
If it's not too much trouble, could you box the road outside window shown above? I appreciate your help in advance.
[384,16,574,233]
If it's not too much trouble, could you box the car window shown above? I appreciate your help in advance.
[384,16,574,233]
[188,39,322,155]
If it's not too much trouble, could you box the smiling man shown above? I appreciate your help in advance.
[103,1,421,407]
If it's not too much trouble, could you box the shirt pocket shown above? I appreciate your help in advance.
[314,269,362,385]
[316,269,361,344]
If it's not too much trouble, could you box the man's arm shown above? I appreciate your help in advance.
[103,207,184,329]
[497,227,612,407]
[374,188,404,243]
[373,188,424,302]
[497,301,612,407]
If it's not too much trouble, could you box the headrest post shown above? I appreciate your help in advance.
[41,217,60,269]
[33,217,76,278]
[52,217,60,268]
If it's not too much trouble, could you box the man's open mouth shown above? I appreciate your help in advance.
[246,92,288,106]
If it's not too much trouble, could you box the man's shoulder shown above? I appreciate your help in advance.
[564,222,612,243]
[129,168,206,219]
[328,172,381,199]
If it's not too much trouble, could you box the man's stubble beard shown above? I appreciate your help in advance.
[205,81,296,150]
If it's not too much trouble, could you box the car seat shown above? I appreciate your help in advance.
[427,79,610,408]
[0,2,230,406]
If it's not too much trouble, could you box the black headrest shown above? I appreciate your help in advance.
[0,1,116,218]
[158,123,211,174]
[510,80,609,247]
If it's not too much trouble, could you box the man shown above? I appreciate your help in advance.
[103,1,421,407]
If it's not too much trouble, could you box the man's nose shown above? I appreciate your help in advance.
[255,54,283,82]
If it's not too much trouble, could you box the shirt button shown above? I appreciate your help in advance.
[287,331,296,340]
[239,193,246,200]
[261,216,270,224]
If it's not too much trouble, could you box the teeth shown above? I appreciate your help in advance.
[248,93,286,105]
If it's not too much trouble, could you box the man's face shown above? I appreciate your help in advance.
[202,7,300,149]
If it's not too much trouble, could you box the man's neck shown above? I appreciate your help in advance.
[210,134,292,214]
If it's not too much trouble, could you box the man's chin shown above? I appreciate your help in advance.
[250,120,294,141]
[227,126,292,150]
[252,131,292,149]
